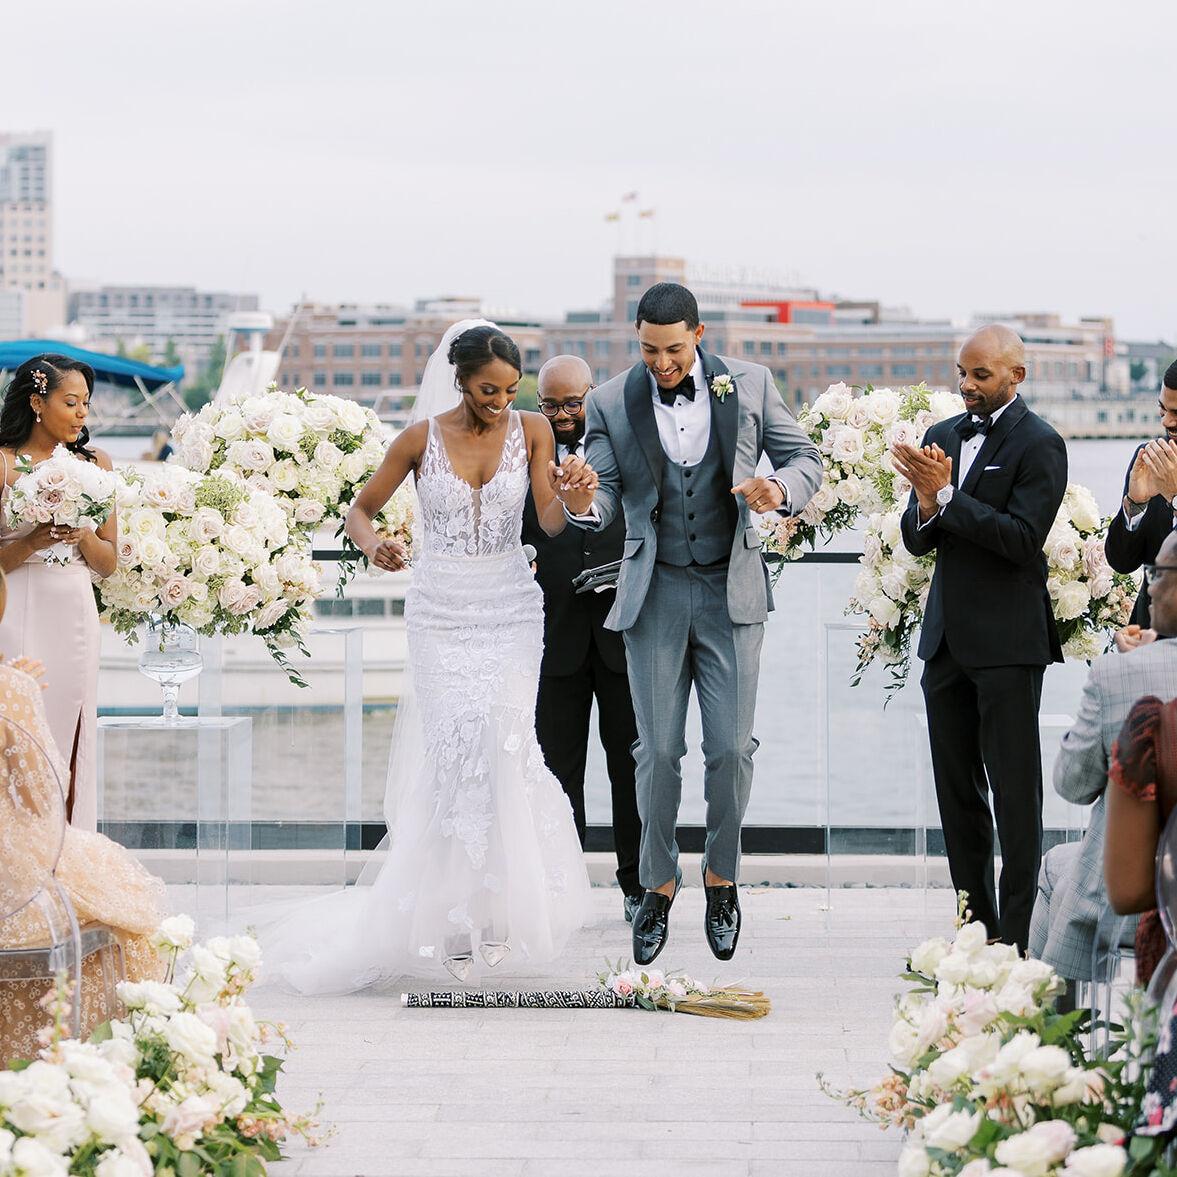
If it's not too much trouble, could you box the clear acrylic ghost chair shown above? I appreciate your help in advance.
[0,713,124,1041]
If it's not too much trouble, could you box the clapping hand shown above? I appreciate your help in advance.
[1114,624,1158,652]
[1129,439,1177,505]
[892,442,952,520]
[547,454,598,515]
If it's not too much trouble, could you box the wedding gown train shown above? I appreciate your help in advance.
[265,411,592,993]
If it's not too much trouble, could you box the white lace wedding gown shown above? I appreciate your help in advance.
[266,411,592,993]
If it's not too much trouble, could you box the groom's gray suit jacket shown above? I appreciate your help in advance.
[582,349,822,631]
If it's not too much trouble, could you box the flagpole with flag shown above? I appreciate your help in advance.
[638,208,657,255]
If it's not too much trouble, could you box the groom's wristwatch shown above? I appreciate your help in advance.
[935,484,954,510]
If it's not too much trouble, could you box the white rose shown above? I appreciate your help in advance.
[302,400,338,433]
[189,507,225,543]
[1066,486,1102,533]
[867,595,900,629]
[880,568,909,601]
[217,578,248,614]
[116,535,140,568]
[953,922,989,956]
[811,481,838,513]
[864,387,901,424]
[266,412,305,452]
[127,507,165,541]
[163,1011,219,1064]
[1063,630,1101,660]
[269,458,301,492]
[835,476,865,506]
[94,1148,151,1177]
[213,410,245,442]
[118,979,182,1015]
[240,398,277,434]
[137,535,168,568]
[84,1088,142,1148]
[1048,536,1081,572]
[255,599,288,631]
[313,439,344,468]
[160,1092,221,1140]
[10,1136,69,1177]
[921,1105,983,1151]
[1061,1144,1127,1177]
[995,1120,1077,1176]
[957,1163,993,1177]
[829,425,865,466]
[897,1144,931,1177]
[337,399,368,434]
[160,576,190,608]
[341,451,370,485]
[930,390,965,421]
[226,438,275,473]
[1020,1043,1072,1093]
[812,383,853,420]
[221,524,255,557]
[909,936,950,976]
[844,400,871,430]
[294,498,327,524]
[886,420,922,450]
[205,1071,249,1118]
[192,545,221,580]
[1056,580,1091,621]
[879,510,903,550]
[188,580,209,604]
[888,1017,920,1067]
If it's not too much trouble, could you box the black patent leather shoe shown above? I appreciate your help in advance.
[623,891,644,926]
[631,870,681,965]
[704,881,741,961]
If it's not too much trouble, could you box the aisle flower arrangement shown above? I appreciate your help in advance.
[6,444,116,566]
[0,916,323,1176]
[846,485,1139,695]
[820,911,1170,1176]
[760,382,965,566]
[94,464,320,671]
[170,387,388,585]
[336,483,415,588]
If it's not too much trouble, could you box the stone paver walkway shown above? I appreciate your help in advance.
[242,874,957,1177]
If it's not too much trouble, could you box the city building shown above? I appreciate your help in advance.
[268,299,546,403]
[68,285,260,375]
[0,131,67,336]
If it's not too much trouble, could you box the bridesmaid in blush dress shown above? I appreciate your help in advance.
[0,354,117,832]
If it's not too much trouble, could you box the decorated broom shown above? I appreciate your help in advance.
[401,962,770,1020]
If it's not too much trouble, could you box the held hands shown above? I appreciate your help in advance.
[892,442,952,520]
[27,522,84,552]
[547,454,598,515]
[731,478,785,514]
[365,538,409,572]
[1129,439,1177,505]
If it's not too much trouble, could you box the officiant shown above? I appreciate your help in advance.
[521,354,644,922]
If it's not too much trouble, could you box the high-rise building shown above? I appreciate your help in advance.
[0,131,66,336]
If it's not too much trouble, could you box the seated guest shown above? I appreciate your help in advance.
[1030,532,1177,1003]
[0,566,168,1058]
[1105,359,1177,627]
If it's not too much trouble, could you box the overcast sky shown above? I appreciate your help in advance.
[4,0,1174,339]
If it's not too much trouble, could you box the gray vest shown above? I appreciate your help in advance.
[655,426,733,567]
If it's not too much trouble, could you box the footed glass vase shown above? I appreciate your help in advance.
[138,615,203,723]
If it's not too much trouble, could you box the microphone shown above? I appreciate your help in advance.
[522,544,537,564]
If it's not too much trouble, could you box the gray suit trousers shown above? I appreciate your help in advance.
[623,561,763,887]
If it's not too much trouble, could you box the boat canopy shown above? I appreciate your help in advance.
[0,340,184,389]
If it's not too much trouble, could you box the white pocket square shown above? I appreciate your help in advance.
[983,465,1002,471]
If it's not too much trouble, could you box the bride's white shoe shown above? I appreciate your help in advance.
[443,954,474,982]
[479,941,510,968]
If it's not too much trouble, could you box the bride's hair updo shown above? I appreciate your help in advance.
[448,326,521,391]
[0,353,98,460]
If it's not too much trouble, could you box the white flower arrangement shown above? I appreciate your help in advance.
[94,465,320,676]
[5,444,116,565]
[338,483,415,585]
[847,483,1140,696]
[761,382,963,569]
[820,907,1165,1176]
[171,386,388,586]
[0,920,324,1177]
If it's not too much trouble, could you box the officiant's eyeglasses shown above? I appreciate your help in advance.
[538,399,585,417]
[1145,564,1177,582]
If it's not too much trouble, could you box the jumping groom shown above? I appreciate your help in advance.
[554,283,821,963]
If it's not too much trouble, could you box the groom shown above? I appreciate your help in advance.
[554,282,822,963]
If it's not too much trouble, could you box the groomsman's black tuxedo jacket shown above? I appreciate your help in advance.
[1105,441,1174,629]
[901,396,1067,668]
[521,483,627,677]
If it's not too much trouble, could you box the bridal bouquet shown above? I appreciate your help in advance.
[0,916,323,1177]
[760,382,965,566]
[848,485,1140,696]
[95,465,320,671]
[5,444,116,565]
[171,386,387,537]
[336,483,415,589]
[820,912,1166,1176]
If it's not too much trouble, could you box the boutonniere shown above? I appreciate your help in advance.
[710,373,735,403]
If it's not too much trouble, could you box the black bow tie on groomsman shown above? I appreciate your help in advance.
[954,415,992,441]
[658,374,696,405]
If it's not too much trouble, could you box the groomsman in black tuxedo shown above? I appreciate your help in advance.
[894,324,1068,951]
[521,355,644,922]
[1105,359,1177,629]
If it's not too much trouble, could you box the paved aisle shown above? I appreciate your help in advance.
[253,884,955,1177]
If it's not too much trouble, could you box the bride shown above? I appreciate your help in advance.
[266,321,595,992]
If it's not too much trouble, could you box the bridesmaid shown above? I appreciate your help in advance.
[0,354,117,831]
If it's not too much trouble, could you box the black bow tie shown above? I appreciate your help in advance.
[955,415,992,441]
[657,374,696,406]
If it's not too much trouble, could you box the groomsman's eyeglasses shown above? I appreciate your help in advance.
[538,399,586,417]
[1144,564,1177,582]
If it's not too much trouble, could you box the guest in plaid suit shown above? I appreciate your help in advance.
[1030,529,1177,1000]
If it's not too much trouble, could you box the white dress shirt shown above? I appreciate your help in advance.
[649,353,712,466]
